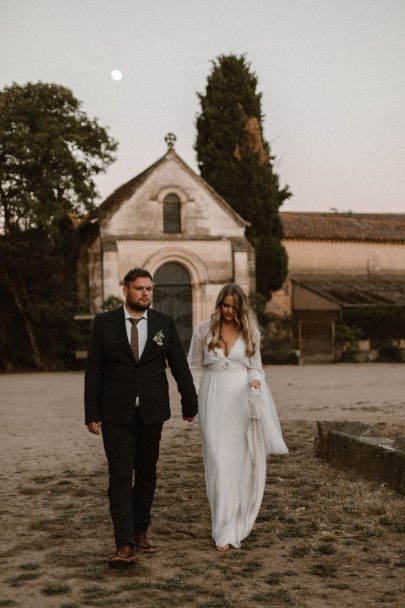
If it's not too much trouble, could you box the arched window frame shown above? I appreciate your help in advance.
[154,261,190,285]
[157,188,187,235]
[163,193,181,233]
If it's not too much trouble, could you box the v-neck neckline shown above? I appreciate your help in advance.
[220,331,241,359]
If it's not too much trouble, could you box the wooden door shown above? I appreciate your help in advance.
[153,263,192,352]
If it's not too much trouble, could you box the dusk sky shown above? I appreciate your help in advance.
[1,0,404,213]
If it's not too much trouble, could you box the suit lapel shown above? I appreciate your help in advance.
[139,308,160,362]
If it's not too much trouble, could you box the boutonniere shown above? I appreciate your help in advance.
[152,330,165,346]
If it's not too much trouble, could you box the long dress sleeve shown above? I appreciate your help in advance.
[247,327,288,456]
[187,321,207,393]
[247,328,265,385]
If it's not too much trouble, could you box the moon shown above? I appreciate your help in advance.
[111,69,123,81]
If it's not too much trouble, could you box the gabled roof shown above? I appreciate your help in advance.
[281,212,405,243]
[96,149,249,227]
[292,277,405,307]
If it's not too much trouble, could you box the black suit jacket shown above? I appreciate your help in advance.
[84,306,198,425]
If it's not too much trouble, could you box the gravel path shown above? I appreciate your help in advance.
[0,364,404,608]
[2,363,404,474]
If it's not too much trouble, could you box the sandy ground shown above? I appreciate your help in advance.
[0,364,404,608]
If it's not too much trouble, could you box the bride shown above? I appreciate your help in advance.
[188,284,288,551]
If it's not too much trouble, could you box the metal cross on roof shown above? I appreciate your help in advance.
[165,132,177,150]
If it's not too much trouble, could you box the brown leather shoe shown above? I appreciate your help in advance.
[133,532,158,553]
[108,544,137,569]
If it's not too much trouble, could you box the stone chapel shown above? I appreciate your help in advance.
[76,137,255,349]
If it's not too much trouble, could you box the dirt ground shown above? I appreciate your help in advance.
[0,364,404,608]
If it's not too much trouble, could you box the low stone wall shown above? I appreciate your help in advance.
[316,421,405,495]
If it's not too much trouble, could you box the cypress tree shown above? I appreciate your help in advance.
[195,54,291,296]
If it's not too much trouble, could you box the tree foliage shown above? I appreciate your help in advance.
[342,307,405,342]
[337,308,405,362]
[0,81,116,234]
[195,54,291,295]
[0,82,117,369]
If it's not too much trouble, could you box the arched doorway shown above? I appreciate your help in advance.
[153,262,192,351]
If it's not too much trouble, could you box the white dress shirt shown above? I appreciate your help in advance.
[123,305,148,406]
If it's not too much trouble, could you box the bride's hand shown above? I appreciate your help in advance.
[250,380,260,390]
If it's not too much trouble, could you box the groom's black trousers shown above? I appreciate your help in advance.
[101,408,163,547]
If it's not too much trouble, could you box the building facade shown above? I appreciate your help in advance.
[271,212,405,361]
[77,141,405,360]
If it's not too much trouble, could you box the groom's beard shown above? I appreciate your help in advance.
[126,300,151,312]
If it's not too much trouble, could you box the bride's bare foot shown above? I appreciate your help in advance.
[215,544,230,552]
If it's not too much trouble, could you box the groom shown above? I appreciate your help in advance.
[85,267,198,568]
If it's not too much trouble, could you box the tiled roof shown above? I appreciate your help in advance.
[97,157,164,222]
[281,212,405,243]
[293,277,405,307]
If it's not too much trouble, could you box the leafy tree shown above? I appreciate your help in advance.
[337,307,405,362]
[0,82,117,369]
[342,307,405,342]
[195,54,291,296]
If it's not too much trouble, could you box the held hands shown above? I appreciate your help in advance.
[87,421,102,435]
[250,380,260,390]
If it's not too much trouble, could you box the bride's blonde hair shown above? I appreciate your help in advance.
[208,284,257,357]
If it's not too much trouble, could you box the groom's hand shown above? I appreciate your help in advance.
[87,421,102,435]
[183,416,195,423]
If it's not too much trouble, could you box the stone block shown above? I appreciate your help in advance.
[316,421,405,495]
[394,436,405,452]
[315,421,376,458]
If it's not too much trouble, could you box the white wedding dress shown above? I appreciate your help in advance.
[188,320,288,548]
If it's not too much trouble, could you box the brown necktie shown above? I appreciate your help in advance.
[129,317,142,362]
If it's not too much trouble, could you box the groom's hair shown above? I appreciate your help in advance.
[123,267,153,286]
